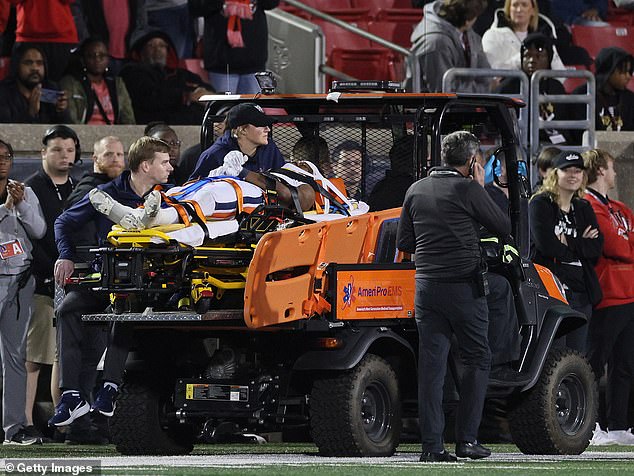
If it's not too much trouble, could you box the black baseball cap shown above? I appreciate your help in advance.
[554,151,585,170]
[226,103,275,129]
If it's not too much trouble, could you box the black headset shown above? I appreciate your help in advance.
[42,125,82,164]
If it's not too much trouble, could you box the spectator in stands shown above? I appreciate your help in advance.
[482,0,566,71]
[0,1,10,56]
[120,30,213,125]
[190,102,285,179]
[368,135,415,211]
[145,122,191,185]
[529,151,603,353]
[189,0,280,94]
[60,38,135,125]
[146,0,193,59]
[533,145,559,192]
[496,33,573,145]
[573,47,634,139]
[81,0,148,75]
[0,44,70,123]
[291,136,332,177]
[411,0,491,93]
[332,140,363,199]
[549,0,608,26]
[9,0,78,82]
[583,148,634,446]
[0,139,46,446]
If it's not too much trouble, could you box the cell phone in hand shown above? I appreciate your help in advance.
[40,88,62,104]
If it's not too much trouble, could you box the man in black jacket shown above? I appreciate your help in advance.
[23,125,78,442]
[0,44,70,124]
[120,30,214,125]
[397,131,512,462]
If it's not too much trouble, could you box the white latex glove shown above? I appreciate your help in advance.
[222,150,248,176]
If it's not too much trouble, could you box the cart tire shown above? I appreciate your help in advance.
[310,354,401,456]
[110,379,194,455]
[508,347,597,454]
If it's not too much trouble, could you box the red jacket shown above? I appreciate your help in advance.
[586,189,634,309]
[10,0,78,43]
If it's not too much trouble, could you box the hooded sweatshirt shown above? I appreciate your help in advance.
[572,47,634,137]
[119,30,211,125]
[410,0,491,93]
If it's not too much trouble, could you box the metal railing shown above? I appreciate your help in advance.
[281,0,421,91]
[442,68,529,147]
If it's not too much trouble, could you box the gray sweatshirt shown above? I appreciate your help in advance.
[0,187,46,276]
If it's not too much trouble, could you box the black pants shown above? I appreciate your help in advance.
[486,272,521,366]
[102,322,134,386]
[588,302,634,430]
[56,287,109,398]
[415,278,491,453]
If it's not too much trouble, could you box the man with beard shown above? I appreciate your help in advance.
[0,44,70,123]
[120,31,213,125]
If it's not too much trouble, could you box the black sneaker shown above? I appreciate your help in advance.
[3,428,38,445]
[22,425,48,444]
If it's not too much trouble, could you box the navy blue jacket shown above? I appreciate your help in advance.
[189,131,285,179]
[55,170,146,261]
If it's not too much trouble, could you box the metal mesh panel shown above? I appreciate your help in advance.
[271,120,414,202]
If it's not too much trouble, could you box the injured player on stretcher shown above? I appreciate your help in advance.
[89,157,370,247]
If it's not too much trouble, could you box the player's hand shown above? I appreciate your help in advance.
[54,259,75,286]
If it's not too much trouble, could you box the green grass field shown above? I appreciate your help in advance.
[3,443,634,475]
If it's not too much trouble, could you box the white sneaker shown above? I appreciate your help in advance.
[589,423,613,446]
[89,188,116,215]
[607,428,634,445]
[119,212,145,230]
[142,190,162,226]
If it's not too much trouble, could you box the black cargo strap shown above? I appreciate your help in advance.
[260,171,304,215]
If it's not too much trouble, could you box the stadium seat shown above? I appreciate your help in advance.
[374,8,423,25]
[562,65,590,94]
[607,0,634,25]
[352,0,416,17]
[330,48,392,81]
[319,7,370,22]
[571,25,634,60]
[367,21,415,48]
[313,20,372,57]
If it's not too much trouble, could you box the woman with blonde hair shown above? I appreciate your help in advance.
[529,150,602,353]
[482,0,565,71]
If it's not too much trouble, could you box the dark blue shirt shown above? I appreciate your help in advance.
[189,130,285,179]
[55,170,154,261]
